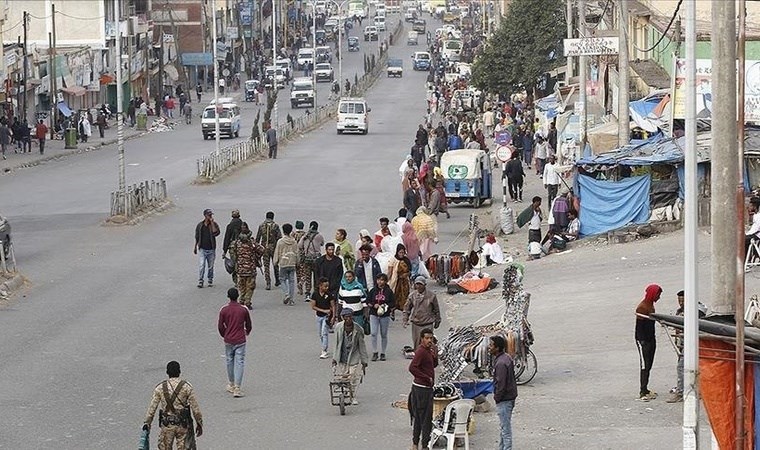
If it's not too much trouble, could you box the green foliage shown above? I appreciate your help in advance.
[472,0,566,95]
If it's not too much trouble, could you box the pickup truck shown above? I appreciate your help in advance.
[387,58,403,77]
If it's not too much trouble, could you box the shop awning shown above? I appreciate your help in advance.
[57,101,73,117]
[61,86,86,97]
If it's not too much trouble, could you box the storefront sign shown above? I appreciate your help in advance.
[563,37,619,57]
[181,52,213,66]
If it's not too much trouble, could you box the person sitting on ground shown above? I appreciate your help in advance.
[482,233,505,266]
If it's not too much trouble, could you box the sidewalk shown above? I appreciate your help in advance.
[0,121,146,174]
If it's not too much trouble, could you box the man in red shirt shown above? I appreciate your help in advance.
[35,120,48,155]
[408,327,438,450]
[217,288,252,397]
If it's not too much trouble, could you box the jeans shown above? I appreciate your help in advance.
[198,249,215,282]
[370,314,390,353]
[279,266,296,300]
[225,343,246,387]
[496,399,515,450]
[317,315,329,351]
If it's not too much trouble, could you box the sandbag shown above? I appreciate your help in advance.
[500,206,515,235]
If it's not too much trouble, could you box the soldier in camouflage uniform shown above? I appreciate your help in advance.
[297,221,325,300]
[233,222,264,309]
[143,361,203,450]
[223,209,243,283]
[255,211,282,290]
[292,221,307,296]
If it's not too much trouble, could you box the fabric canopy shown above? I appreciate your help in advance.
[577,174,651,236]
[61,86,86,96]
[56,101,73,117]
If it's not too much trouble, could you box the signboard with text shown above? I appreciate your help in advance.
[563,37,619,56]
[181,52,213,66]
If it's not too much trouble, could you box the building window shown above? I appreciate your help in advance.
[134,0,149,15]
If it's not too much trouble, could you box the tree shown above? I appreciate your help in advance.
[472,0,565,95]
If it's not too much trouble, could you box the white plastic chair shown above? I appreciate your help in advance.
[428,398,475,449]
[746,239,760,272]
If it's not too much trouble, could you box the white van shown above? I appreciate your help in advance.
[297,48,314,69]
[336,97,370,135]
[201,99,241,139]
[374,15,386,31]
[290,77,315,108]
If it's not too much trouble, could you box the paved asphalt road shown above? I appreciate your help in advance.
[0,17,475,450]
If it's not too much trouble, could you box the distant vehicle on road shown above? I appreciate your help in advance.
[297,48,315,69]
[387,58,403,77]
[407,31,418,46]
[337,97,370,135]
[290,77,315,108]
[364,26,378,41]
[201,100,241,139]
[411,51,431,71]
[412,19,426,33]
[315,63,335,82]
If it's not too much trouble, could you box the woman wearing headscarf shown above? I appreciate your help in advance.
[387,243,412,313]
[334,228,355,272]
[338,270,368,329]
[400,156,416,194]
[401,221,422,277]
[355,229,377,259]
[412,206,438,261]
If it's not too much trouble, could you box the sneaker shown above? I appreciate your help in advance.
[207,280,213,287]
[319,351,329,359]
[275,281,281,287]
[666,392,682,403]
[283,296,289,305]
[351,399,359,405]
[646,391,658,400]
[637,393,651,402]
[304,296,311,303]
[233,387,244,398]
[380,354,386,361]
[371,352,379,361]
[288,298,295,305]
[197,281,204,288]
[266,283,272,290]
[226,383,235,393]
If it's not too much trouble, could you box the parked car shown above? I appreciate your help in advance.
[314,63,335,82]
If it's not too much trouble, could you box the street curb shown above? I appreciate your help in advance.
[103,199,175,226]
[192,154,269,185]
[1,129,148,174]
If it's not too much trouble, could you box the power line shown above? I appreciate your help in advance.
[56,12,105,21]
[589,0,612,31]
[629,0,683,53]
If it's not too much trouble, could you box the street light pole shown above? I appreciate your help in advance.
[312,3,317,106]
[116,0,126,208]
[330,0,349,93]
[272,1,278,128]
[212,0,220,154]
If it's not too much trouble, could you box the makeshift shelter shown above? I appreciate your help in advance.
[573,135,706,236]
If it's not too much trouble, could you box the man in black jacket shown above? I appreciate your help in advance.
[505,150,526,202]
[194,209,221,288]
[315,243,343,299]
[489,335,517,450]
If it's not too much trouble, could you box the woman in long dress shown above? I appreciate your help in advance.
[387,243,412,313]
[401,222,422,277]
[411,206,438,261]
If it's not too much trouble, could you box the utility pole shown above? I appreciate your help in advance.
[158,27,164,100]
[48,32,54,137]
[212,0,221,154]
[22,11,28,124]
[116,0,126,210]
[682,0,699,447]
[272,2,278,128]
[710,0,742,444]
[578,0,587,148]
[617,0,628,147]
[312,1,317,108]
[736,0,748,447]
[566,0,573,80]
[50,4,57,140]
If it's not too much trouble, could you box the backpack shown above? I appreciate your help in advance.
[301,234,318,265]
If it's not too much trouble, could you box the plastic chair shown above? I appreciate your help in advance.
[428,398,475,449]
[746,238,760,272]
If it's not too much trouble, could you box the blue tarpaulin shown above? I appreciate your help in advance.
[575,135,679,167]
[56,101,72,117]
[577,175,651,236]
